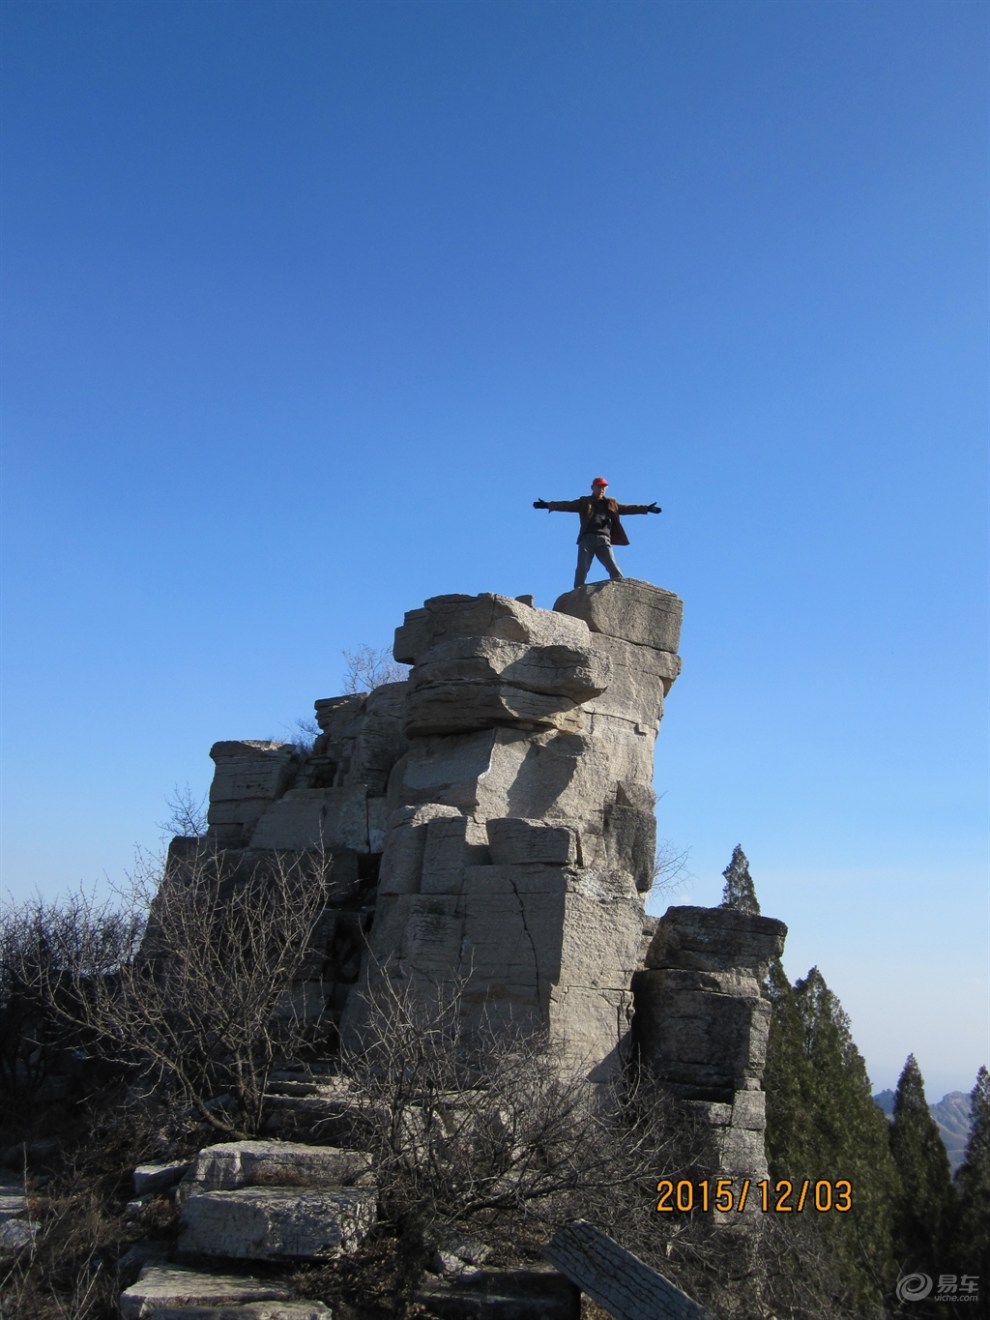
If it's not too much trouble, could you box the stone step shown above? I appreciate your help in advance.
[179,1139,373,1201]
[178,1184,377,1262]
[147,1306,331,1320]
[0,1174,39,1255]
[118,1262,330,1318]
[261,1089,377,1146]
[416,1264,580,1319]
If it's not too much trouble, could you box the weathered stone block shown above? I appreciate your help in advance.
[394,593,591,665]
[548,984,634,1078]
[133,1161,190,1196]
[645,906,787,975]
[346,682,409,792]
[416,1264,580,1320]
[377,803,463,895]
[486,818,579,867]
[178,1185,377,1260]
[313,694,365,734]
[405,636,610,736]
[632,970,772,1093]
[713,1125,768,1177]
[471,728,619,828]
[248,786,371,853]
[209,742,297,801]
[603,801,656,893]
[581,633,677,725]
[119,1264,301,1319]
[179,1141,373,1199]
[400,894,468,974]
[392,730,497,810]
[554,580,683,654]
[420,815,490,894]
[731,1090,767,1132]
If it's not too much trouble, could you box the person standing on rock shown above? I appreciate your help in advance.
[533,477,661,588]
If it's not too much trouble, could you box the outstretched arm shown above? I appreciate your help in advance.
[615,501,661,515]
[533,498,584,512]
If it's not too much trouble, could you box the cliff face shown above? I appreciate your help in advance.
[114,580,792,1314]
[194,579,785,1134]
[343,581,683,1078]
[202,580,682,1079]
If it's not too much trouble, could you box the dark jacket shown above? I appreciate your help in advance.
[544,496,653,545]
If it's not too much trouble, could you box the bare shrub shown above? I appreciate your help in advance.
[0,1173,134,1320]
[157,782,208,839]
[10,843,338,1140]
[652,835,692,900]
[0,891,140,1139]
[338,966,703,1266]
[342,644,408,694]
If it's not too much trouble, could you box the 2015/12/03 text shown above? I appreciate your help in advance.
[655,1178,852,1214]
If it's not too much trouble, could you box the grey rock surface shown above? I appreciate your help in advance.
[633,903,788,1191]
[178,1140,372,1200]
[554,579,683,654]
[119,1263,298,1318]
[644,905,786,974]
[178,1184,377,1261]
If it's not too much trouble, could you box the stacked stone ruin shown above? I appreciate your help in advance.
[112,580,789,1316]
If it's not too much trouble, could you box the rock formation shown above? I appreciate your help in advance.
[633,905,787,1185]
[200,581,683,1080]
[105,578,794,1316]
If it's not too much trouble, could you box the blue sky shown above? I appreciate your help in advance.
[2,0,986,1102]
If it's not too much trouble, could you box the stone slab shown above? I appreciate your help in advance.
[178,1185,377,1261]
[486,818,578,867]
[180,1140,372,1198]
[133,1161,191,1195]
[208,743,297,802]
[554,580,683,655]
[119,1263,296,1319]
[394,593,591,665]
[416,1264,580,1320]
[248,786,371,852]
[645,906,788,974]
[150,1305,331,1320]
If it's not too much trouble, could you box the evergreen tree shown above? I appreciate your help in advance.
[763,963,900,1316]
[719,844,760,914]
[953,1065,990,1280]
[889,1053,957,1278]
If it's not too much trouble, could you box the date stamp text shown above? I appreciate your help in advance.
[655,1177,852,1214]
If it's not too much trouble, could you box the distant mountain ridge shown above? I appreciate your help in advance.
[873,1089,971,1172]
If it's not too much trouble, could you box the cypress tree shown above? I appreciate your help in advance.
[719,844,760,914]
[763,963,900,1316]
[953,1065,990,1280]
[889,1053,957,1277]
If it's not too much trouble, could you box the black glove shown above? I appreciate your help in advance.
[648,502,662,513]
[533,499,549,509]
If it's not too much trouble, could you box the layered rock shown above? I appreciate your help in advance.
[175,1140,376,1263]
[173,584,686,1077]
[633,905,787,1184]
[340,585,683,1077]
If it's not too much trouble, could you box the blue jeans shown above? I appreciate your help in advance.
[574,533,623,588]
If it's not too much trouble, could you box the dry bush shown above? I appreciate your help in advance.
[338,966,705,1265]
[0,1180,130,1320]
[342,644,408,694]
[0,1139,180,1320]
[8,842,338,1140]
[0,892,139,1140]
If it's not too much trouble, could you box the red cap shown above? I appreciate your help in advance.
[592,476,608,487]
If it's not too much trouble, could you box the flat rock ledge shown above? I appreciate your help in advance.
[178,1184,377,1261]
[118,1262,331,1319]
